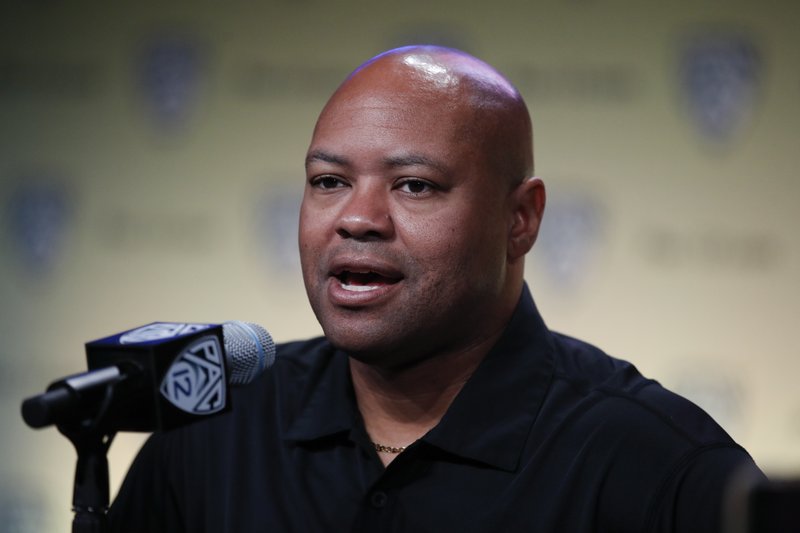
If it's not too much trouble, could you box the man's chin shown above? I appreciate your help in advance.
[325,329,389,360]
[323,326,405,366]
[330,335,442,374]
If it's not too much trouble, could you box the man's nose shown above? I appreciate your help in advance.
[335,184,394,241]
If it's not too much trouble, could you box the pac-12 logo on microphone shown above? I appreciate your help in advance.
[160,335,227,414]
[120,322,211,344]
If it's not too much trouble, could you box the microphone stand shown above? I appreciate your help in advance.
[55,381,118,533]
[22,365,133,532]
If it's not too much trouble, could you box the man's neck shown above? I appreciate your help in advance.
[349,331,503,467]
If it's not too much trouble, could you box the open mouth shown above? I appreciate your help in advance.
[334,270,402,292]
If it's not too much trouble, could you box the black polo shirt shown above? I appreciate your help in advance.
[108,286,760,532]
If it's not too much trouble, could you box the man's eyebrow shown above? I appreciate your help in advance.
[305,150,448,174]
[383,154,448,174]
[305,150,349,168]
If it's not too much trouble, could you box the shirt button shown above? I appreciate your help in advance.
[370,490,388,508]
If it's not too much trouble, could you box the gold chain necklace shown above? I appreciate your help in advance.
[372,442,407,454]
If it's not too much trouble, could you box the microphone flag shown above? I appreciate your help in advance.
[84,322,230,431]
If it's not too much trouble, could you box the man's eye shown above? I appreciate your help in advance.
[313,176,345,189]
[397,179,434,195]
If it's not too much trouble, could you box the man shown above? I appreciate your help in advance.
[108,46,762,532]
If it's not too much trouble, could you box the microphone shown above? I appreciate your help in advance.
[21,321,275,432]
[723,464,800,533]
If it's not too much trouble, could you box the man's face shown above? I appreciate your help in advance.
[299,70,515,368]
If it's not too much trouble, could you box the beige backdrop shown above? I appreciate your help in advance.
[1,1,798,530]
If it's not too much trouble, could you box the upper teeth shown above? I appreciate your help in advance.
[340,281,379,292]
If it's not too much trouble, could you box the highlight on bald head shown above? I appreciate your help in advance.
[318,45,534,186]
[353,45,518,100]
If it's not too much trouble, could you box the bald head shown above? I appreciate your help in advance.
[316,45,534,186]
[301,46,546,366]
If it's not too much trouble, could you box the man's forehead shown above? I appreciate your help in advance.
[314,79,470,139]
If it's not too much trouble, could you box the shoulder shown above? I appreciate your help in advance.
[547,332,735,447]
[541,333,760,531]
[549,332,646,394]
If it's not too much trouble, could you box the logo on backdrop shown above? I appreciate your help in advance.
[255,184,303,272]
[139,34,205,130]
[536,191,605,289]
[119,322,211,344]
[160,335,227,414]
[680,33,762,142]
[5,176,72,276]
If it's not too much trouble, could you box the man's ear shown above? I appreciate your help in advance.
[507,177,546,261]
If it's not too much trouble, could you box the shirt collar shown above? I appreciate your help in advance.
[283,344,357,443]
[284,283,555,472]
[423,284,555,471]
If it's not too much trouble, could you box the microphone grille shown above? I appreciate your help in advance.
[222,321,276,385]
